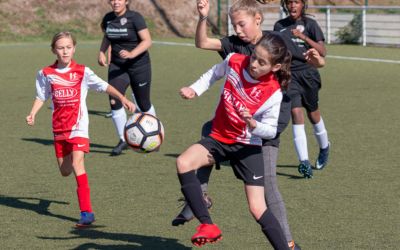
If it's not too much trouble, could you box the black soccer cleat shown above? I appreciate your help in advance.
[298,160,313,178]
[111,139,128,156]
[172,194,212,227]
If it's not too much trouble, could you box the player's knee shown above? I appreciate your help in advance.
[176,155,193,173]
[110,98,123,110]
[248,204,266,220]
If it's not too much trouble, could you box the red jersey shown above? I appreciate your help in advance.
[35,60,109,140]
[190,53,282,146]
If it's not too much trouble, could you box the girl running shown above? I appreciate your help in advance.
[274,0,330,178]
[26,31,135,227]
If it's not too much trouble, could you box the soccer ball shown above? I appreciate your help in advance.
[124,113,164,153]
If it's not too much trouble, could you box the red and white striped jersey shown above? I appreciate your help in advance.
[35,60,109,140]
[190,53,282,146]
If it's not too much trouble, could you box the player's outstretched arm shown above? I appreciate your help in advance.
[304,48,325,68]
[26,98,45,126]
[179,87,197,99]
[106,85,136,112]
[195,0,222,51]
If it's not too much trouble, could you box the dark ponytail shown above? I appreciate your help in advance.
[255,33,292,90]
[275,51,291,90]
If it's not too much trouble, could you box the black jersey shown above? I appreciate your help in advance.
[101,10,150,66]
[274,16,325,71]
[219,31,291,145]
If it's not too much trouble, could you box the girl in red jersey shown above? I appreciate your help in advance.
[26,31,135,227]
[176,33,291,249]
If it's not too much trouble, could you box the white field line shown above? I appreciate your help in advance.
[153,40,400,64]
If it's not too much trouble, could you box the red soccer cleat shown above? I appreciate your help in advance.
[191,223,222,247]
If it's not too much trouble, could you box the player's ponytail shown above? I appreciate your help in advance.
[255,33,291,90]
[275,51,291,90]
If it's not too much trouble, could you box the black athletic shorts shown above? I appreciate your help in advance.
[288,68,321,112]
[108,62,152,111]
[198,137,264,186]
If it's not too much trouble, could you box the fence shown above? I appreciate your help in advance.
[227,3,400,47]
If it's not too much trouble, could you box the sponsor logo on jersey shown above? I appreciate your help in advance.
[53,87,78,99]
[106,27,128,33]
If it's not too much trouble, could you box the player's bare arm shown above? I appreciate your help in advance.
[304,48,325,68]
[240,108,257,129]
[26,98,45,126]
[119,29,152,59]
[195,0,222,50]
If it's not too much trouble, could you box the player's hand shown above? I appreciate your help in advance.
[119,50,133,59]
[197,0,210,18]
[304,48,325,68]
[291,29,306,40]
[239,108,256,129]
[179,87,196,99]
[26,114,35,126]
[98,52,108,67]
[121,97,136,113]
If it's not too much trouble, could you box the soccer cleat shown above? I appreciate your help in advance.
[288,240,301,250]
[191,223,222,247]
[105,111,112,118]
[172,194,212,226]
[111,139,128,156]
[76,212,95,227]
[315,143,330,170]
[298,160,313,178]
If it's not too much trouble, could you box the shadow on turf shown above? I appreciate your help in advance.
[39,228,191,249]
[0,195,76,222]
[277,164,304,179]
[21,138,114,154]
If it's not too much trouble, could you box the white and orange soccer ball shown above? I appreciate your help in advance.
[124,113,164,153]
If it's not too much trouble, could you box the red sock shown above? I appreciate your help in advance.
[76,173,92,213]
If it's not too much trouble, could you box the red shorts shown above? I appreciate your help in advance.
[54,137,90,158]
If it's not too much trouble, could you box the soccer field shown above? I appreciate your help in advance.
[0,40,399,249]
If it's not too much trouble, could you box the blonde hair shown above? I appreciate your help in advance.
[229,0,264,23]
[51,31,77,49]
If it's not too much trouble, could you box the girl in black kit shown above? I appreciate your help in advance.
[98,0,156,156]
[274,0,330,178]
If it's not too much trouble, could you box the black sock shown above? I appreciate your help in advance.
[257,209,289,250]
[178,170,212,224]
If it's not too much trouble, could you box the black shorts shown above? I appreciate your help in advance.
[198,137,264,186]
[288,68,321,112]
[108,62,152,111]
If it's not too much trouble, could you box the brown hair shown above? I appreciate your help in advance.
[50,31,77,49]
[229,0,264,24]
[255,33,292,90]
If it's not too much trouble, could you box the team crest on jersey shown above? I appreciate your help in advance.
[296,25,305,33]
[249,88,263,102]
[120,17,127,26]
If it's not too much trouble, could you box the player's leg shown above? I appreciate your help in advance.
[69,139,94,227]
[290,72,313,178]
[128,64,156,116]
[244,185,289,250]
[108,63,130,156]
[172,121,214,226]
[55,140,73,176]
[304,69,330,170]
[177,139,222,246]
[263,145,297,247]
